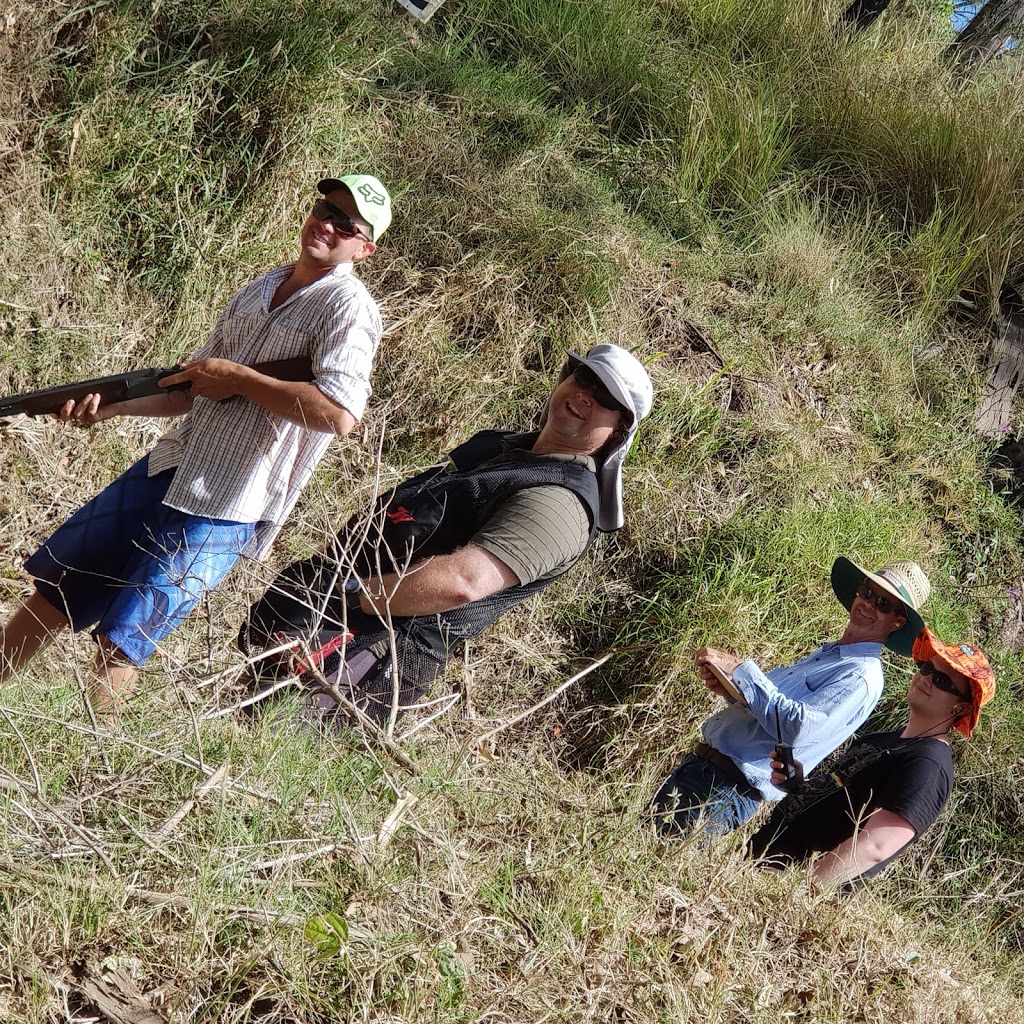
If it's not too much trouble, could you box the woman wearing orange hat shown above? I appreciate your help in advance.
[750,628,996,887]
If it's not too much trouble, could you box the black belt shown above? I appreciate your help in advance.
[693,742,762,800]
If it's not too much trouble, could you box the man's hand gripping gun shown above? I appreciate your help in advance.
[0,368,187,419]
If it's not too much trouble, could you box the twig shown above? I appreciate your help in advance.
[0,858,371,934]
[154,761,230,840]
[222,841,341,877]
[469,654,613,751]
[302,660,419,774]
[0,768,119,875]
[0,703,43,797]
[132,887,374,938]
[373,790,418,851]
[200,676,297,719]
[134,889,311,928]
[191,637,301,690]
[397,692,462,742]
[116,812,185,869]
[0,706,282,806]
[66,631,114,776]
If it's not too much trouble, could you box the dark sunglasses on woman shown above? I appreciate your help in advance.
[915,660,970,701]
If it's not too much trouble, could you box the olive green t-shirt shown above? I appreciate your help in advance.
[467,434,595,585]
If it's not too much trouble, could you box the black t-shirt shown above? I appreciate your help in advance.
[749,731,954,881]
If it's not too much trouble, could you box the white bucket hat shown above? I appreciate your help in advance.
[562,344,653,532]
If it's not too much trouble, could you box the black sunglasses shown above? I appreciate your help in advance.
[855,581,904,616]
[311,199,369,241]
[569,363,629,418]
[916,660,969,701]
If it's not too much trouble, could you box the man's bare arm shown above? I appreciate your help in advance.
[159,358,355,435]
[357,545,521,617]
[55,388,194,424]
[810,809,917,885]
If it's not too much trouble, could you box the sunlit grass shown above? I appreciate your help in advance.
[0,0,1021,1019]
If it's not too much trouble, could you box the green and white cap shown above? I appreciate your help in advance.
[317,173,392,240]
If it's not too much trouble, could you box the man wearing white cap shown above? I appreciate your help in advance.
[239,344,654,726]
[651,557,931,838]
[1,174,392,709]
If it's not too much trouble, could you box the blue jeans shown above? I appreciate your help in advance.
[26,457,257,664]
[650,753,763,839]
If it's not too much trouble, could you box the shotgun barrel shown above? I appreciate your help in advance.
[0,367,187,419]
[0,356,314,419]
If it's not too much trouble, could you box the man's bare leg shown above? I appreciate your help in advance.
[91,636,139,714]
[0,590,70,683]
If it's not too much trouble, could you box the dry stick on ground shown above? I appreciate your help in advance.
[302,657,419,774]
[464,653,613,757]
[397,691,462,742]
[192,636,302,691]
[131,887,374,937]
[192,634,317,715]
[0,702,43,797]
[116,810,186,869]
[221,841,345,878]
[202,676,297,718]
[373,790,419,852]
[0,766,119,874]
[0,705,282,806]
[0,857,373,935]
[154,760,230,840]
[64,632,114,776]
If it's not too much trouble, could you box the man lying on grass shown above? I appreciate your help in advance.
[239,344,653,727]
[650,558,931,838]
[0,174,391,711]
[750,628,994,888]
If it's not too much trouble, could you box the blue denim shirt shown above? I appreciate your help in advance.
[701,641,885,801]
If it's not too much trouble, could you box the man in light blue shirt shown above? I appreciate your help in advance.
[650,558,931,838]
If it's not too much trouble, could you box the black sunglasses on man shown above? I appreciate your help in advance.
[855,581,905,616]
[569,362,630,420]
[311,199,370,242]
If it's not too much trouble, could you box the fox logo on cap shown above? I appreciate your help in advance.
[358,183,387,206]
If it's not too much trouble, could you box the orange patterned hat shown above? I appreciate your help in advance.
[912,628,996,738]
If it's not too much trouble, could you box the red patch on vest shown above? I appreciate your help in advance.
[387,506,415,523]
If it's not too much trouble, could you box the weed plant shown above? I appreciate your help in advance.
[0,0,1022,1019]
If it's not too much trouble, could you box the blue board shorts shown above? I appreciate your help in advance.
[25,456,258,665]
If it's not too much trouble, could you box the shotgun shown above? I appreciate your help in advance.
[0,356,314,419]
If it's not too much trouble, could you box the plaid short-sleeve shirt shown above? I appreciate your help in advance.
[149,262,381,558]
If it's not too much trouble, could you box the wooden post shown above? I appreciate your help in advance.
[976,285,1024,438]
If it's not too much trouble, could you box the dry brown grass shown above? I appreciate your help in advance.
[0,1,1023,1021]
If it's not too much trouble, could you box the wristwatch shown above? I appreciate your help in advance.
[344,577,363,611]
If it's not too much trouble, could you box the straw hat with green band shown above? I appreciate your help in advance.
[830,557,931,656]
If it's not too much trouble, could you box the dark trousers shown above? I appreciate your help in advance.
[651,753,762,839]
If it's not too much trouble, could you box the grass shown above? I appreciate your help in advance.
[0,0,1023,1019]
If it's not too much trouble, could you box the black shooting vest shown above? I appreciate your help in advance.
[337,429,600,662]
[243,430,602,699]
